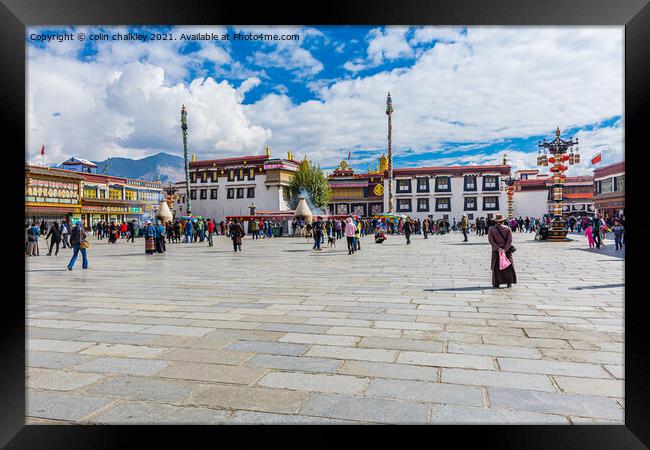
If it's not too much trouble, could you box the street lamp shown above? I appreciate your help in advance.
[537,127,580,241]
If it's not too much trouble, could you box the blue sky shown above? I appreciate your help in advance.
[26,25,623,175]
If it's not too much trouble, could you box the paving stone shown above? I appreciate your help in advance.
[441,368,555,392]
[604,365,624,379]
[77,331,162,346]
[245,354,343,373]
[91,402,230,424]
[448,343,541,359]
[481,335,571,349]
[26,232,624,424]
[365,378,483,406]
[539,348,623,365]
[202,329,286,341]
[28,339,95,353]
[74,357,169,376]
[299,393,429,424]
[224,340,310,356]
[306,345,397,363]
[138,325,214,337]
[397,351,494,370]
[27,351,95,369]
[27,369,105,391]
[488,387,624,420]
[26,327,92,341]
[77,322,151,333]
[257,371,368,394]
[27,390,115,421]
[85,375,198,402]
[184,384,309,414]
[158,348,253,365]
[358,337,443,353]
[429,404,569,424]
[156,362,266,384]
[225,410,355,424]
[256,323,330,334]
[324,327,401,338]
[553,376,624,398]
[338,360,438,382]
[80,343,171,359]
[279,333,360,347]
[146,335,232,349]
[497,357,609,378]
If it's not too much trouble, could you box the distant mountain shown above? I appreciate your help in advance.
[92,153,185,183]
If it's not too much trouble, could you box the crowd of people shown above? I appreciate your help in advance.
[26,210,625,286]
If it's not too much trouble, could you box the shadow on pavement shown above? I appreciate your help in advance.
[569,283,625,290]
[424,286,490,292]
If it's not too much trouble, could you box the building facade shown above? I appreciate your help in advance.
[174,150,299,220]
[327,155,387,217]
[25,165,83,224]
[593,161,625,218]
[26,162,164,227]
[512,169,594,219]
[384,164,511,222]
[78,173,163,226]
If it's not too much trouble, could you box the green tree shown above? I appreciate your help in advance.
[287,159,331,210]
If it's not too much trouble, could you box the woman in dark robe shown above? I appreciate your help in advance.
[487,214,517,288]
[229,219,244,252]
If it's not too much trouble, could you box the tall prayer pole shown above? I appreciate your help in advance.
[386,92,394,213]
[181,105,192,216]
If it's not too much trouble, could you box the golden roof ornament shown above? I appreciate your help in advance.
[265,145,270,157]
[379,154,388,172]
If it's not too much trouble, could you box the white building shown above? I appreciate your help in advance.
[383,164,511,222]
[173,150,299,220]
[511,169,595,219]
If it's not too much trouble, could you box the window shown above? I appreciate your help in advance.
[211,171,218,182]
[520,174,529,180]
[201,172,207,183]
[228,170,235,182]
[200,189,207,200]
[416,177,429,192]
[435,177,451,192]
[190,190,197,200]
[247,187,255,198]
[190,172,197,183]
[483,176,499,190]
[238,169,244,181]
[464,197,477,211]
[615,176,624,192]
[483,196,499,210]
[397,179,411,193]
[599,179,613,194]
[248,168,255,180]
[435,197,450,211]
[236,188,244,198]
[180,195,186,204]
[125,190,137,201]
[417,198,429,212]
[227,188,234,199]
[210,189,218,199]
[467,213,474,220]
[464,175,477,191]
[109,188,122,199]
[83,187,97,198]
[397,199,412,212]
[99,190,106,198]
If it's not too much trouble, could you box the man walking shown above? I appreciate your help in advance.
[461,214,469,242]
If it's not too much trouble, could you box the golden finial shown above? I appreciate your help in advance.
[191,153,196,162]
[379,154,388,172]
[265,145,270,157]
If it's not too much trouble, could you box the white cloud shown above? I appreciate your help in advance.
[27,26,624,175]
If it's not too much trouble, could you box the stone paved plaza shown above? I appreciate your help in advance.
[25,230,624,424]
